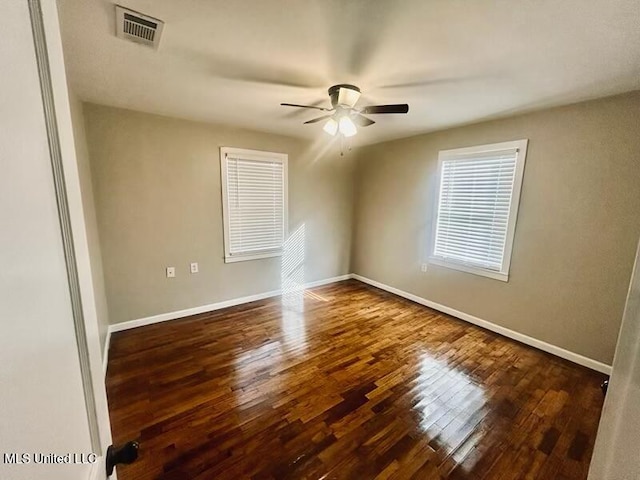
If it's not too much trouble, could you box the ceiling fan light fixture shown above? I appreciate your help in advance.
[323,118,338,136]
[337,87,361,108]
[339,116,357,137]
[281,84,408,139]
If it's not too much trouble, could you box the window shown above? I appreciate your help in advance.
[220,147,288,263]
[429,139,528,281]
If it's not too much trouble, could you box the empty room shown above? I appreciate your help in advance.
[2,1,640,479]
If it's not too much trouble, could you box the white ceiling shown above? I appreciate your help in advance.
[58,0,640,146]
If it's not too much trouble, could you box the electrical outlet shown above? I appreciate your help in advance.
[190,262,199,274]
[421,263,428,273]
[166,266,175,278]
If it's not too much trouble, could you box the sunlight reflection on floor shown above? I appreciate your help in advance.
[232,224,308,410]
[412,353,488,464]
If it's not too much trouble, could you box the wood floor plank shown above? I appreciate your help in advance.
[106,280,606,479]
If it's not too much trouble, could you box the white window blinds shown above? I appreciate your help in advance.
[431,140,527,280]
[221,148,287,262]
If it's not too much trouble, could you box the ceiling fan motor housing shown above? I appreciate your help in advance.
[280,85,409,135]
[329,84,361,108]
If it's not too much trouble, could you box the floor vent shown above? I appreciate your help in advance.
[115,6,164,49]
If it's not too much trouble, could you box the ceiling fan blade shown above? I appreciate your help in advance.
[281,103,333,112]
[360,104,409,114]
[304,115,333,124]
[378,77,463,89]
[352,114,375,127]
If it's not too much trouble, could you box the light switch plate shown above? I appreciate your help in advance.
[166,266,175,278]
[421,263,428,272]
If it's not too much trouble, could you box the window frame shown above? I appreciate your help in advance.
[220,147,288,263]
[428,139,528,282]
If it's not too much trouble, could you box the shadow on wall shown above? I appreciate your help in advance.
[282,223,306,298]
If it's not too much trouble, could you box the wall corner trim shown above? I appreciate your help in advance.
[102,329,112,378]
[350,274,613,375]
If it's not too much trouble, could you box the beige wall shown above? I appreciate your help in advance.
[68,93,110,354]
[83,104,354,324]
[352,91,640,365]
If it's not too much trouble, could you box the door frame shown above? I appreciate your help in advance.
[29,0,114,477]
[588,238,640,478]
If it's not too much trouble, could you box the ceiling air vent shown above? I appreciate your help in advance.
[115,5,164,49]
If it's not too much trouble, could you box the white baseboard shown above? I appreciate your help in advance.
[101,272,611,376]
[107,274,351,336]
[102,274,350,373]
[351,274,612,375]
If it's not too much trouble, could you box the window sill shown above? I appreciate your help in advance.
[224,251,282,263]
[428,257,509,282]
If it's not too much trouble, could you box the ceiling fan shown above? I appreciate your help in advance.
[281,84,409,137]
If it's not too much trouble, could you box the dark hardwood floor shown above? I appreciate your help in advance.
[106,280,606,480]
